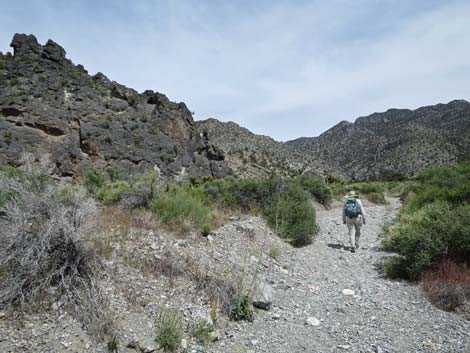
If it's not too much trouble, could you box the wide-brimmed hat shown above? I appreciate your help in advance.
[346,190,359,198]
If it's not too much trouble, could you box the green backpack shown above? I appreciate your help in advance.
[345,197,360,218]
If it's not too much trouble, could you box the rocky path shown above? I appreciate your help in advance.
[215,199,470,353]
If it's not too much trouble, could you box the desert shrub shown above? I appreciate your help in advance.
[203,176,271,211]
[0,159,111,339]
[330,181,388,204]
[191,319,214,347]
[366,192,387,204]
[264,182,318,247]
[96,181,130,205]
[204,176,318,247]
[200,223,212,236]
[268,247,280,260]
[384,201,470,280]
[93,170,159,209]
[155,308,182,352]
[421,259,470,312]
[383,163,470,281]
[292,175,332,205]
[83,170,105,193]
[403,162,470,212]
[151,187,210,233]
[231,294,254,321]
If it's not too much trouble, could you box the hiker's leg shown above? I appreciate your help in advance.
[355,220,362,248]
[347,221,355,248]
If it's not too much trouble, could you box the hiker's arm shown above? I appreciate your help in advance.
[359,200,366,224]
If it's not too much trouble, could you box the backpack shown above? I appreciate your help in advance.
[345,197,360,218]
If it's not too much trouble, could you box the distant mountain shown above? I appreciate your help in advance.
[0,34,229,178]
[196,118,328,178]
[2,34,469,182]
[286,100,470,180]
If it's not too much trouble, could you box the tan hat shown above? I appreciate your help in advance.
[347,190,359,198]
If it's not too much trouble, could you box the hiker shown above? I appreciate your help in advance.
[342,191,366,252]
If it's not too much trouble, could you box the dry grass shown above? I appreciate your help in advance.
[421,259,470,312]
[0,158,114,340]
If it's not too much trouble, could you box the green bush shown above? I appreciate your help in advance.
[404,162,470,212]
[330,181,388,204]
[203,177,318,247]
[291,175,332,205]
[384,201,470,279]
[155,308,182,352]
[203,176,270,211]
[200,223,212,236]
[96,181,130,205]
[231,295,254,322]
[366,192,387,205]
[83,170,105,193]
[264,182,318,247]
[151,187,210,232]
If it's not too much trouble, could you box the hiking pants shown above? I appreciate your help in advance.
[346,216,362,248]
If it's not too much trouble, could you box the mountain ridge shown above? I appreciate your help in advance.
[286,99,470,180]
[0,33,230,179]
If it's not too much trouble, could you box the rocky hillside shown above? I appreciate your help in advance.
[196,118,329,178]
[0,34,230,179]
[287,100,470,180]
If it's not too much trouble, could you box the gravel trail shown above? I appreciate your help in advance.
[216,198,470,353]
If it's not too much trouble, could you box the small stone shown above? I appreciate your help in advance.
[305,316,321,326]
[342,289,355,296]
[251,339,258,346]
[337,344,351,350]
[138,337,158,352]
[181,338,188,349]
[423,340,435,348]
[272,313,281,320]
[209,330,220,342]
[253,282,274,310]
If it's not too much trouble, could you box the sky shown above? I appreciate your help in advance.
[1,0,469,141]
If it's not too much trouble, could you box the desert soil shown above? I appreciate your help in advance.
[213,198,470,353]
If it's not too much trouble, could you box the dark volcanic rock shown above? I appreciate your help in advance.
[0,33,230,179]
[286,100,470,180]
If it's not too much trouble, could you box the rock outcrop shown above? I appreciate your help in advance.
[0,34,230,178]
[286,100,470,180]
[196,118,326,178]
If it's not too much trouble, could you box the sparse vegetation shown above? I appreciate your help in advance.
[231,294,254,321]
[96,180,130,205]
[155,308,182,352]
[191,319,214,348]
[268,246,280,260]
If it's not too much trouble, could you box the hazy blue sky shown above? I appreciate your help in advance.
[1,0,469,141]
